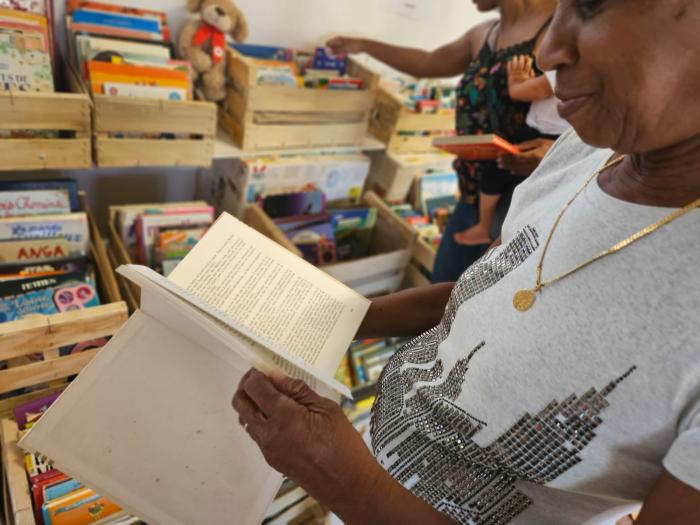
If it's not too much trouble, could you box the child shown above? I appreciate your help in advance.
[454,55,570,246]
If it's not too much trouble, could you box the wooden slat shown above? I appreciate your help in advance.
[86,208,122,304]
[242,121,368,151]
[388,134,441,154]
[0,349,100,395]
[0,302,128,361]
[226,49,252,88]
[93,96,217,136]
[0,91,91,131]
[395,113,454,133]
[224,88,248,123]
[0,419,35,525]
[413,238,437,273]
[107,221,140,312]
[363,191,417,245]
[0,387,64,421]
[243,204,302,257]
[0,139,91,171]
[95,137,214,168]
[324,249,411,285]
[247,86,375,113]
[346,58,380,91]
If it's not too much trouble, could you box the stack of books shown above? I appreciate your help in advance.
[233,43,364,90]
[111,201,214,277]
[334,338,404,390]
[0,179,102,326]
[66,0,193,102]
[267,191,377,267]
[15,392,143,525]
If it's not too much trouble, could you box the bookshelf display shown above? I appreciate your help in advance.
[244,191,417,297]
[0,90,92,171]
[220,49,380,151]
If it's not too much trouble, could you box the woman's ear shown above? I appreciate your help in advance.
[231,8,249,43]
[186,0,203,13]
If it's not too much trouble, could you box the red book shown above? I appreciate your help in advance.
[433,134,520,161]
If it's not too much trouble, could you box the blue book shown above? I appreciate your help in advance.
[72,10,161,35]
[232,43,292,61]
[44,479,83,503]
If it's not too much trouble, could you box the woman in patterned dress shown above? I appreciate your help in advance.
[328,0,558,282]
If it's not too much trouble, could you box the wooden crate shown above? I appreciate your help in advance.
[220,49,379,151]
[369,86,454,154]
[366,151,455,203]
[0,302,128,525]
[66,64,217,168]
[0,90,92,171]
[106,208,140,313]
[244,191,416,297]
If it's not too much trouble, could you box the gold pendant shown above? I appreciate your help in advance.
[513,289,536,312]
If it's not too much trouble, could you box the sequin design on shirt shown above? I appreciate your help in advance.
[370,227,638,524]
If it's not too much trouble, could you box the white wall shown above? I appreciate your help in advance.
[56,0,490,56]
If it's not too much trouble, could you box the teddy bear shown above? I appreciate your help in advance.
[178,0,248,102]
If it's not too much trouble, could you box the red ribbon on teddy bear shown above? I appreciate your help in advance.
[192,22,226,64]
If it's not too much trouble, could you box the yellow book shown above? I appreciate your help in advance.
[43,487,122,525]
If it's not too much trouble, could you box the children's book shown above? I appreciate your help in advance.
[0,212,90,256]
[0,238,71,264]
[0,179,79,211]
[42,487,122,525]
[0,189,72,217]
[433,134,520,161]
[20,212,371,525]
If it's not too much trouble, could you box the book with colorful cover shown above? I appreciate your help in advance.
[0,19,53,91]
[433,134,520,161]
[0,0,47,15]
[42,487,122,525]
[86,60,190,98]
[66,0,169,40]
[0,238,72,264]
[75,34,170,69]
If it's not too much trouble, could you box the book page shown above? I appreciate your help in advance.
[119,265,350,398]
[168,213,370,376]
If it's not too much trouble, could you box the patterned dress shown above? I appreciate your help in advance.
[432,20,551,283]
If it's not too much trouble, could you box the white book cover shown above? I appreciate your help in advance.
[20,213,370,525]
[0,189,71,217]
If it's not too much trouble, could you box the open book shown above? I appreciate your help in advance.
[20,213,370,525]
[433,134,520,161]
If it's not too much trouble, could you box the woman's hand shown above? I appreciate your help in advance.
[326,36,365,55]
[232,370,383,518]
[232,370,460,525]
[498,138,555,176]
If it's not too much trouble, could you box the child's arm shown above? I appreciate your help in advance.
[508,55,555,102]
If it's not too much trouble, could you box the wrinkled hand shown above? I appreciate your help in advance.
[326,36,365,55]
[232,370,382,512]
[507,55,535,86]
[497,138,555,176]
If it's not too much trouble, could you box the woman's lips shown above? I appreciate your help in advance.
[557,94,594,120]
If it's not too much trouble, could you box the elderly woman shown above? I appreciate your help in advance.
[233,1,700,523]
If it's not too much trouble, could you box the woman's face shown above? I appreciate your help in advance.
[537,0,700,153]
[473,0,500,13]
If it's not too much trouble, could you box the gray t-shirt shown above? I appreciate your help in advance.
[370,130,700,524]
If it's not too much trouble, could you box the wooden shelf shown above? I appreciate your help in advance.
[213,127,386,159]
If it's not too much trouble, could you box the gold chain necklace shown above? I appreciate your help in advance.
[513,156,700,312]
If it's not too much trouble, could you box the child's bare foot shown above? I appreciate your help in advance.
[454,225,492,246]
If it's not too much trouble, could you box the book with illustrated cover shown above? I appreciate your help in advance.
[0,25,53,91]
[0,189,72,217]
[0,212,90,256]
[21,212,371,525]
[433,134,520,161]
[0,179,80,211]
